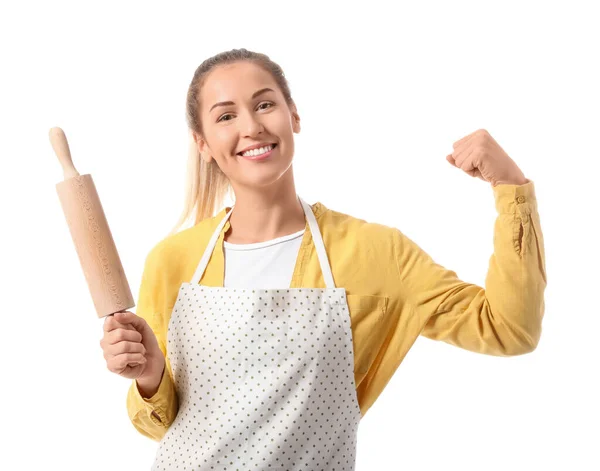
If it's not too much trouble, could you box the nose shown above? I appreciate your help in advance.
[239,109,265,136]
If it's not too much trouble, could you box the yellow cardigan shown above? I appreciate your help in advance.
[126,180,547,441]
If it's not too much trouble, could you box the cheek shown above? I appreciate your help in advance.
[212,130,237,155]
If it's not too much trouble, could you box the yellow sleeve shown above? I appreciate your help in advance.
[394,179,547,356]
[125,246,179,442]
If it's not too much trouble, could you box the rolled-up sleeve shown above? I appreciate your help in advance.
[125,247,179,442]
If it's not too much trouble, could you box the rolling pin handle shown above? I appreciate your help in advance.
[49,127,80,180]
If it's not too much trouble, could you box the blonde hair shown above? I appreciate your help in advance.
[167,48,296,237]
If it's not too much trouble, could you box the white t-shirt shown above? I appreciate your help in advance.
[223,229,305,288]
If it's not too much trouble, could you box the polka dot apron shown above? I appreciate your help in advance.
[151,197,361,470]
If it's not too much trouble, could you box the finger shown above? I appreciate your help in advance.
[460,157,477,172]
[446,154,456,166]
[105,340,146,359]
[117,353,146,369]
[452,131,476,150]
[453,143,475,168]
[104,313,137,333]
[106,328,143,345]
[109,353,146,372]
[467,168,486,181]
[113,311,146,332]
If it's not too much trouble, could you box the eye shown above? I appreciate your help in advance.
[258,101,274,110]
[217,101,274,123]
[217,113,234,123]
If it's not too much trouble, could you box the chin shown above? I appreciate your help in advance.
[242,162,294,188]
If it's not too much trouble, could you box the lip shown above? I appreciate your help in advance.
[239,144,277,161]
[237,142,277,155]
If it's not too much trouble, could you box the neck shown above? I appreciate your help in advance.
[225,167,306,244]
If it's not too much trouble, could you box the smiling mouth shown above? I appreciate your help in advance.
[237,143,277,156]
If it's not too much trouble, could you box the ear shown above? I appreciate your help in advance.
[289,102,301,134]
[193,131,213,164]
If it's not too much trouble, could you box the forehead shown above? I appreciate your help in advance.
[200,62,278,109]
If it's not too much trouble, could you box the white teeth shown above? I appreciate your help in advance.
[241,145,274,157]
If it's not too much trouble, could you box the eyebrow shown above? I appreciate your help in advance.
[209,87,275,113]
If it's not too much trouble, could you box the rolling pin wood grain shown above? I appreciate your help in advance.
[51,127,135,319]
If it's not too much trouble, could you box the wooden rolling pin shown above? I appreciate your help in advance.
[51,127,135,318]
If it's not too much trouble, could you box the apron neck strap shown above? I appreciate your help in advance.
[190,196,335,288]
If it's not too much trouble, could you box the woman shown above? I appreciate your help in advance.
[100,48,547,470]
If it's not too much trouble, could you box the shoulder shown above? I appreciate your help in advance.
[314,201,398,253]
[314,201,403,296]
[315,201,397,238]
[143,206,231,272]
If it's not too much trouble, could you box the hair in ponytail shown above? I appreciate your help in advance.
[167,48,295,236]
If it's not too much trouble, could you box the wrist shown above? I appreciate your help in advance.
[136,358,165,399]
[493,176,529,186]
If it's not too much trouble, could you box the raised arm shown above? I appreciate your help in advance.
[394,179,546,355]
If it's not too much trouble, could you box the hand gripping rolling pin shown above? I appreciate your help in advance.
[51,127,135,319]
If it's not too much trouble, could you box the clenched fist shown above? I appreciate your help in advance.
[446,129,529,186]
[100,311,164,382]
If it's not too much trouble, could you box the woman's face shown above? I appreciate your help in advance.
[195,61,301,190]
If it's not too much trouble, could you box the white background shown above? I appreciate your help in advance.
[1,1,598,470]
